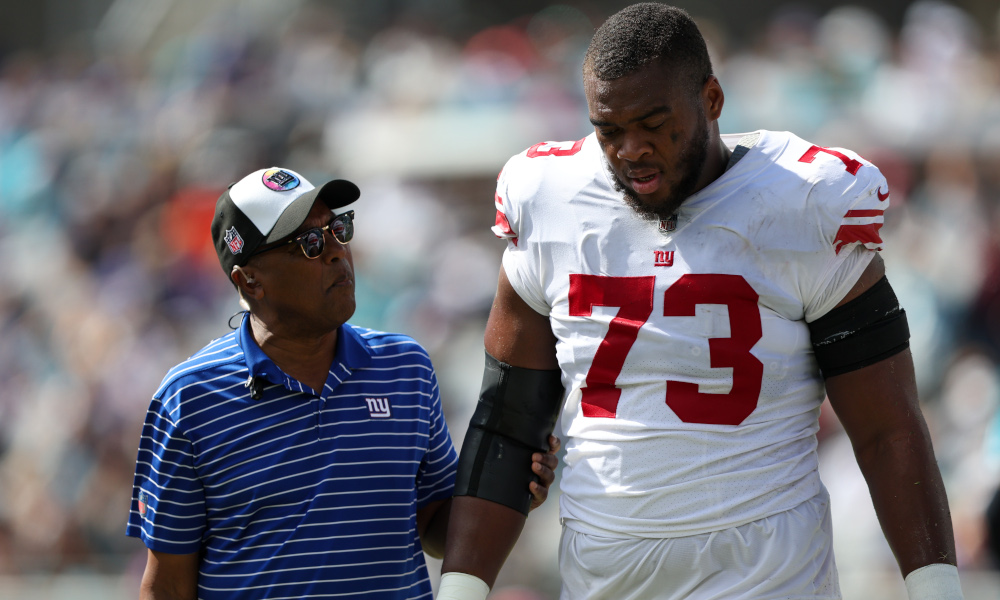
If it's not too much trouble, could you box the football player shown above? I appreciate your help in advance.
[437,3,963,600]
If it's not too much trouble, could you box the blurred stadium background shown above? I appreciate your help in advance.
[2,0,1000,598]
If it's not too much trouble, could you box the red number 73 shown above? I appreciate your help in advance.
[568,274,763,425]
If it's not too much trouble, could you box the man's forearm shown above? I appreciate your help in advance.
[419,498,452,559]
[140,578,198,600]
[139,549,199,600]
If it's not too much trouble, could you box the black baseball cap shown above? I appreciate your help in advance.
[211,167,360,277]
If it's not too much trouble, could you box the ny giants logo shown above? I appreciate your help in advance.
[654,250,674,267]
[365,397,392,418]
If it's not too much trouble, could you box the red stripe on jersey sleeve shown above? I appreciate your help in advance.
[833,223,883,254]
[492,192,518,245]
[494,209,514,236]
[844,209,885,218]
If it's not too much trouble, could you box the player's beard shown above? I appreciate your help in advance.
[609,113,710,221]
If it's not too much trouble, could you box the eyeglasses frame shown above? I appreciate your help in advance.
[252,210,355,260]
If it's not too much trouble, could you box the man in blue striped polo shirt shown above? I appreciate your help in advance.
[126,167,559,599]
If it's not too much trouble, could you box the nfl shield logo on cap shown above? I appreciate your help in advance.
[224,227,244,255]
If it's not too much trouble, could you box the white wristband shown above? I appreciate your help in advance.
[904,563,964,600]
[437,572,490,600]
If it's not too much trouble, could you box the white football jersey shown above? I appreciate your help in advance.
[494,130,889,538]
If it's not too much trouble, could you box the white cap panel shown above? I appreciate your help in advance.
[228,168,315,236]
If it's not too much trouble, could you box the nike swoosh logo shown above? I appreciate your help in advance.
[877,186,889,201]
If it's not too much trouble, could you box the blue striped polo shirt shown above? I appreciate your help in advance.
[126,315,458,599]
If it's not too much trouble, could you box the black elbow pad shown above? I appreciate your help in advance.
[808,275,910,378]
[453,352,564,515]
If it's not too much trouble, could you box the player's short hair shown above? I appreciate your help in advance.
[584,3,712,93]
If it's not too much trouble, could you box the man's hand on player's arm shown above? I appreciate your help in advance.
[530,434,561,511]
[439,266,560,596]
[824,256,961,599]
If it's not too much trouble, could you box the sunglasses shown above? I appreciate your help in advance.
[257,210,355,259]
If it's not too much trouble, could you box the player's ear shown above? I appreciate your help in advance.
[702,75,724,121]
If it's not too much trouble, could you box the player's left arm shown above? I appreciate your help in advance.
[416,436,560,559]
[821,254,963,598]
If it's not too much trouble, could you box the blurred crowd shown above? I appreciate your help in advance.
[1,0,1000,597]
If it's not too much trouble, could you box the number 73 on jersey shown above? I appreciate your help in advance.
[569,272,763,426]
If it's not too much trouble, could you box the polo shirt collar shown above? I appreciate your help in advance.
[236,314,373,388]
[332,321,374,372]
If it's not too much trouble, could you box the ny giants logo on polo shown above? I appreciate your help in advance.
[224,226,244,255]
[365,397,392,418]
[262,168,300,191]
